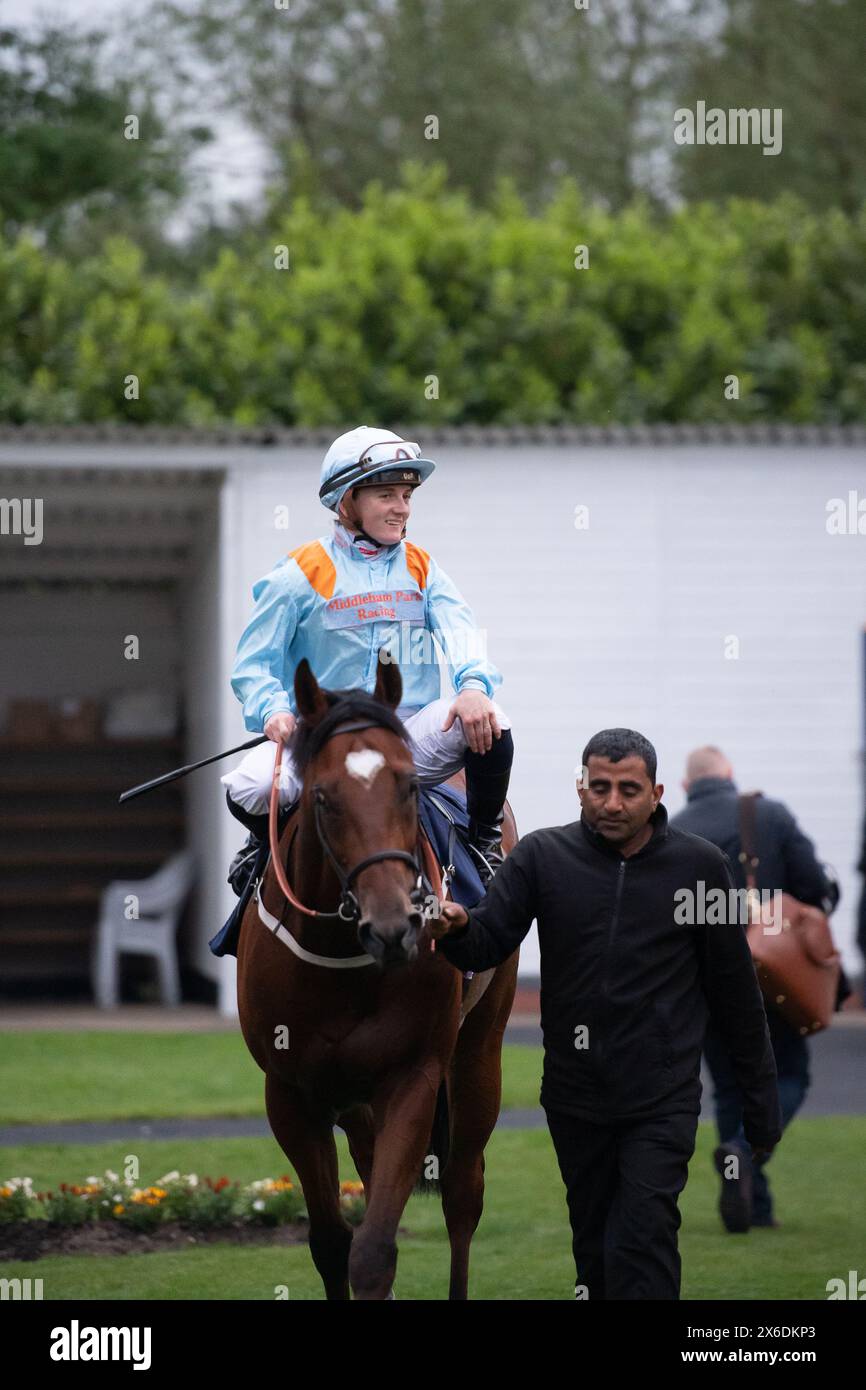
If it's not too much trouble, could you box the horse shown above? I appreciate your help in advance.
[236,654,519,1299]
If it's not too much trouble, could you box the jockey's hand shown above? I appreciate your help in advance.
[442,690,501,754]
[430,901,469,939]
[264,711,297,744]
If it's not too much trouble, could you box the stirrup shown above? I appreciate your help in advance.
[227,832,266,897]
[467,813,505,886]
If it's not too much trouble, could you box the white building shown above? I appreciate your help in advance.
[0,423,863,1014]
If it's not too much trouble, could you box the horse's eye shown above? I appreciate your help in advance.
[312,786,339,814]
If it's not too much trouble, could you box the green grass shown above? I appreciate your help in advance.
[1,1119,863,1299]
[0,1033,544,1124]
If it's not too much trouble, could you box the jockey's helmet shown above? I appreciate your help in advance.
[318,427,436,514]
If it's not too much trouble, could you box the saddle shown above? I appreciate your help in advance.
[209,779,487,961]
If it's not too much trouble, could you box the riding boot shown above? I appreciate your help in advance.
[463,730,514,887]
[226,790,270,897]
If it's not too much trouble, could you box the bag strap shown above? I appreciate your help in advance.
[738,792,761,892]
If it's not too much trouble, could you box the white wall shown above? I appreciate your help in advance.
[426,444,866,972]
[181,495,228,985]
[220,443,865,983]
[216,455,326,1012]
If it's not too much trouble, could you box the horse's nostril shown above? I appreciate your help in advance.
[358,916,422,950]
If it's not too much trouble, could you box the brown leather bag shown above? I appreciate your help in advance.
[740,792,841,1035]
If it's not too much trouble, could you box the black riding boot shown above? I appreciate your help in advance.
[226,790,270,897]
[464,729,514,886]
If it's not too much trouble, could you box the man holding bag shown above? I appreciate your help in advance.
[671,746,844,1234]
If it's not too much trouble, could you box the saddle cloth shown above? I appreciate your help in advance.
[208,781,486,959]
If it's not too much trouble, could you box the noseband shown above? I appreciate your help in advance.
[267,717,434,924]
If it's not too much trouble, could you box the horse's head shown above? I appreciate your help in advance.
[291,654,426,965]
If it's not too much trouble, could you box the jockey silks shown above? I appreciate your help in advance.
[230,520,499,731]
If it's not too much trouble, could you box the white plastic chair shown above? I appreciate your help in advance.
[91,851,195,1008]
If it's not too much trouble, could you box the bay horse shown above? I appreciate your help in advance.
[236,654,518,1299]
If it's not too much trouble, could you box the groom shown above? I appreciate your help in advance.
[433,728,782,1300]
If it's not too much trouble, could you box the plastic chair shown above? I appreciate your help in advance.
[91,851,195,1008]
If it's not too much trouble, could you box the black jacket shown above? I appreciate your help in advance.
[669,777,834,909]
[439,803,782,1147]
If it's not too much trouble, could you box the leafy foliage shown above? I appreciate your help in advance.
[2,169,864,424]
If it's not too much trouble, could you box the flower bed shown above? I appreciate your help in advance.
[0,1172,367,1261]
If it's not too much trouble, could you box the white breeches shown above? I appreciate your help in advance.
[221,696,512,815]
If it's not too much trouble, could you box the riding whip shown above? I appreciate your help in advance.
[118,734,268,803]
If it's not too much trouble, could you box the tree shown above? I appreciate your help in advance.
[673,0,866,214]
[144,0,689,214]
[0,22,212,246]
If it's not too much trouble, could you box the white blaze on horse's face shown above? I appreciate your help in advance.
[344,748,386,787]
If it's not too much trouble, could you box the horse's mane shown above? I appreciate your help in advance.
[289,687,409,776]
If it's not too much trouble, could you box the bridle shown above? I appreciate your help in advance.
[267,717,436,925]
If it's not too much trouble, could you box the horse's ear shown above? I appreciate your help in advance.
[294,658,329,723]
[373,649,402,710]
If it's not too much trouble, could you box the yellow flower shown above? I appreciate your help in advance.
[0,1186,13,1198]
[113,1204,125,1216]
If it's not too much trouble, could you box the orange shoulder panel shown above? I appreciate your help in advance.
[403,540,431,591]
[287,540,337,599]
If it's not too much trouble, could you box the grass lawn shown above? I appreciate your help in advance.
[1,1118,863,1300]
[0,1032,545,1123]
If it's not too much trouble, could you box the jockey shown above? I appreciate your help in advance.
[221,425,514,890]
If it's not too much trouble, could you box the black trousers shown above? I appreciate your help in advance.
[544,1107,698,1300]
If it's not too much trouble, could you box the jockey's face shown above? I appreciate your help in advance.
[348,484,414,542]
[578,754,663,853]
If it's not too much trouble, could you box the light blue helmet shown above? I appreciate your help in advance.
[318,426,436,514]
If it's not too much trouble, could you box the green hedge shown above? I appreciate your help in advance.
[3,168,865,424]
